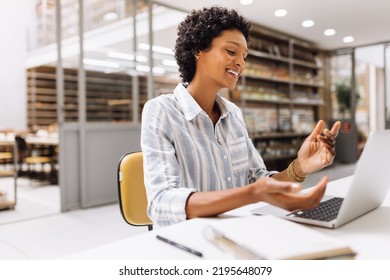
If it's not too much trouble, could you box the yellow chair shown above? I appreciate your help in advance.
[0,152,13,164]
[117,152,153,231]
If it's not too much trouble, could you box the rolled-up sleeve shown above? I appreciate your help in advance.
[141,99,197,227]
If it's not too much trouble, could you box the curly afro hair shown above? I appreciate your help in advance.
[174,6,251,83]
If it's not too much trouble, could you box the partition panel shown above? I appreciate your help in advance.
[59,124,80,211]
[81,123,141,208]
[60,123,141,210]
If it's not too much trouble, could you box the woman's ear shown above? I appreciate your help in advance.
[194,52,199,61]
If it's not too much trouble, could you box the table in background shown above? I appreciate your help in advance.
[0,135,59,184]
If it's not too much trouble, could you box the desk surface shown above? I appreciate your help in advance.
[66,176,390,260]
[0,136,59,146]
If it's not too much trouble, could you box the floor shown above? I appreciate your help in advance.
[0,178,148,260]
[0,162,356,260]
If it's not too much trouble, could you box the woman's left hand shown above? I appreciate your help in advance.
[295,120,341,177]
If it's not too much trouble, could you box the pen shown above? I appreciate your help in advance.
[156,235,203,258]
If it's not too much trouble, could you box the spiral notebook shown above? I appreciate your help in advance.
[201,216,356,260]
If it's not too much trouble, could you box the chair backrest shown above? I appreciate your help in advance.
[14,136,28,161]
[117,152,153,230]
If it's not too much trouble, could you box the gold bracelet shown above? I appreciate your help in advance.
[287,159,306,182]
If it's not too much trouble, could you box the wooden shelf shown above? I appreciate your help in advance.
[27,66,149,128]
[235,25,328,168]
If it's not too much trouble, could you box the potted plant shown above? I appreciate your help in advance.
[335,79,360,119]
[333,79,360,163]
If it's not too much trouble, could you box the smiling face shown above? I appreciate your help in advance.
[195,29,248,91]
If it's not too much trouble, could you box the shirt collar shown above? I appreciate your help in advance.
[174,83,230,121]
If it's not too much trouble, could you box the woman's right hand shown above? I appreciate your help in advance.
[249,176,328,211]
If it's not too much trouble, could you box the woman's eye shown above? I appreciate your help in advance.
[227,50,235,55]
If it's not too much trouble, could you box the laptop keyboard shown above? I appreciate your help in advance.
[288,197,344,222]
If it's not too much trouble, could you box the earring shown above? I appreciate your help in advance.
[194,51,199,61]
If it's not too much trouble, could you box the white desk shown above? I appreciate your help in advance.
[66,176,390,260]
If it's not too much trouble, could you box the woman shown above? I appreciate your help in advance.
[141,6,341,227]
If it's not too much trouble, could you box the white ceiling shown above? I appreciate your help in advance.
[33,0,390,72]
[156,0,390,50]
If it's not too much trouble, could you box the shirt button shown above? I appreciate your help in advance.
[223,155,228,160]
[217,138,222,145]
[227,177,232,182]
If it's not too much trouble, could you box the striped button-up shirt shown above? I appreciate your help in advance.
[141,83,277,227]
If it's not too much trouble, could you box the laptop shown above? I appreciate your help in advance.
[251,130,390,229]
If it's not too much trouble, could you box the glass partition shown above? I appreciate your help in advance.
[330,51,359,162]
[355,44,386,133]
[30,0,148,50]
[330,52,353,121]
[149,3,185,98]
[27,0,186,128]
[80,0,184,123]
[386,44,390,128]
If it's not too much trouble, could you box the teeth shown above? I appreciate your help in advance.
[227,69,239,77]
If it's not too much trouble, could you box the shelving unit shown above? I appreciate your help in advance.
[0,143,17,210]
[0,169,17,210]
[233,26,328,169]
[27,66,148,129]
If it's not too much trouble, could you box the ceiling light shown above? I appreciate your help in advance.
[152,67,166,74]
[138,43,174,55]
[107,51,133,60]
[302,20,314,28]
[107,51,148,62]
[153,45,174,55]
[274,9,287,17]
[83,58,120,68]
[240,0,253,5]
[103,12,118,21]
[343,36,354,43]
[136,65,150,72]
[324,29,336,36]
[136,65,166,74]
[162,59,178,67]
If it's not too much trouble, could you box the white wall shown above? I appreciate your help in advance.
[355,45,384,68]
[0,0,32,131]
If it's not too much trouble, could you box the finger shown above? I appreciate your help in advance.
[321,129,334,141]
[318,135,335,148]
[323,145,336,157]
[330,121,341,138]
[265,180,302,194]
[317,138,336,160]
[307,176,328,197]
[323,131,334,140]
[296,177,328,209]
[315,176,328,189]
[307,120,325,140]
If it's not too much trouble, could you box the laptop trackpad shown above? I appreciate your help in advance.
[251,204,290,217]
